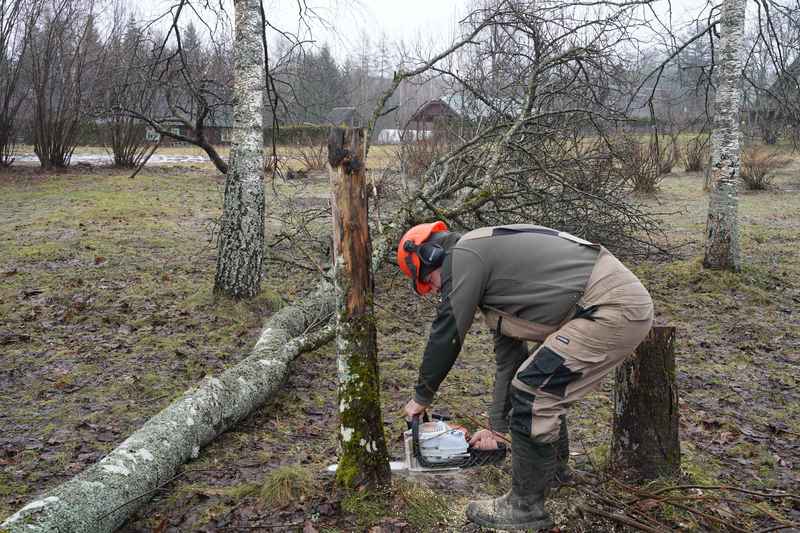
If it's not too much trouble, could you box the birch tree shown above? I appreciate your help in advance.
[703,0,747,271]
[214,0,265,298]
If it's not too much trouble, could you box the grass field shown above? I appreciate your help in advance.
[1,155,798,531]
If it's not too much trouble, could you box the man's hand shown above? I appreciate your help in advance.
[469,429,506,450]
[403,399,428,419]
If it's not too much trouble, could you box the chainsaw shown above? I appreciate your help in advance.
[327,413,507,474]
[399,413,507,473]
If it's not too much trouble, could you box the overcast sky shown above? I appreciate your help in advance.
[131,0,720,62]
[258,0,472,59]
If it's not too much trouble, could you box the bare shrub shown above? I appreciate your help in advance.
[740,146,791,190]
[294,142,326,172]
[399,135,451,184]
[103,115,153,168]
[29,0,103,169]
[612,136,661,193]
[0,118,16,166]
[290,132,326,173]
[684,135,709,172]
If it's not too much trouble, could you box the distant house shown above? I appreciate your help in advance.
[406,99,460,133]
[326,107,363,128]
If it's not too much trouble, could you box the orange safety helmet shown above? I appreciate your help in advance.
[397,221,449,294]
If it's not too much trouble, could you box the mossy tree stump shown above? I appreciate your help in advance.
[612,326,681,479]
[328,127,391,489]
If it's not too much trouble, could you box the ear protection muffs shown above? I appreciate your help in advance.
[418,241,446,270]
[397,221,449,294]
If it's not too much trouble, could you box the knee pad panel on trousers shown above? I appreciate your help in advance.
[516,346,582,399]
[510,386,536,436]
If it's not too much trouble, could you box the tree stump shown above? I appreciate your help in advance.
[612,326,680,479]
[328,127,391,489]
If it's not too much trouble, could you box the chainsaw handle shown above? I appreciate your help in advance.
[406,412,430,430]
[410,414,425,463]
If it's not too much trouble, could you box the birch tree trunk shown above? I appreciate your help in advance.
[214,0,265,298]
[704,0,746,271]
[328,127,391,489]
[612,327,680,480]
[0,286,335,533]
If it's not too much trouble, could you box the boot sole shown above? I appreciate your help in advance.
[467,513,555,531]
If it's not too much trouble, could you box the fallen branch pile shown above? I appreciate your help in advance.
[569,469,800,532]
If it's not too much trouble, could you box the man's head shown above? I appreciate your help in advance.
[397,221,450,295]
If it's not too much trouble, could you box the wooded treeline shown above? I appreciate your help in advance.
[4,0,800,169]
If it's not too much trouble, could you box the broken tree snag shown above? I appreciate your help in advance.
[612,326,680,480]
[328,127,391,489]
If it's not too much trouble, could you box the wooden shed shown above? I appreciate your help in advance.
[406,99,460,133]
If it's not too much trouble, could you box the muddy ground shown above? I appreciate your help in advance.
[1,157,798,532]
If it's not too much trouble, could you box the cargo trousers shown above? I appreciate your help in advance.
[506,247,654,443]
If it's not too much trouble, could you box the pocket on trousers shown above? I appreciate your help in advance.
[622,303,653,322]
[516,347,564,388]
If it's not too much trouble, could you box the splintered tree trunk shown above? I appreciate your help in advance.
[704,0,746,271]
[329,127,391,489]
[214,0,265,298]
[612,326,680,479]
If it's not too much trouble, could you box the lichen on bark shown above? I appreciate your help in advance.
[704,0,746,271]
[213,0,266,298]
[329,127,391,490]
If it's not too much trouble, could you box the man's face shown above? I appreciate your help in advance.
[424,268,443,294]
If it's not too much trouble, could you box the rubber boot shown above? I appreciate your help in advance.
[551,414,572,490]
[466,430,556,531]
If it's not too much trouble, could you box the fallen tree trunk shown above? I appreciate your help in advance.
[1,284,336,533]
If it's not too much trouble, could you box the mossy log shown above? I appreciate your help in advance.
[611,326,681,479]
[0,285,335,533]
[328,127,391,489]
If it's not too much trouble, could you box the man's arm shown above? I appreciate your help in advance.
[414,248,487,405]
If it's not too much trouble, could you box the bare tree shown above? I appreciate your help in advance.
[369,0,668,258]
[95,10,157,168]
[213,0,265,298]
[114,5,233,174]
[28,0,102,168]
[0,0,39,166]
[704,0,747,271]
